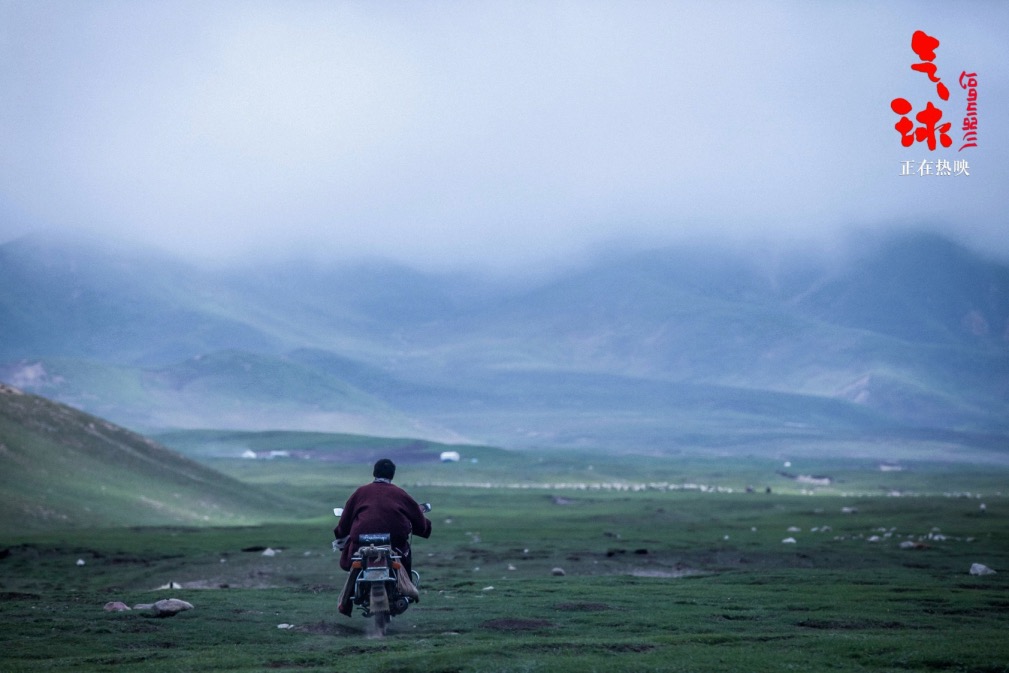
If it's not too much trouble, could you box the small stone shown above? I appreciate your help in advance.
[970,563,996,576]
[152,598,194,617]
[103,601,131,612]
[551,567,566,576]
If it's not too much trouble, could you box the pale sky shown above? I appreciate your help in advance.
[2,1,1007,270]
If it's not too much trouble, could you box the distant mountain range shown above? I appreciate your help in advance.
[1,231,1007,457]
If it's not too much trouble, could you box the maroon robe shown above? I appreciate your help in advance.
[333,480,432,572]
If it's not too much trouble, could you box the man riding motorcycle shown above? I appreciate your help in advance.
[333,458,432,616]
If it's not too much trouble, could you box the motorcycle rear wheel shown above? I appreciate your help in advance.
[373,611,390,636]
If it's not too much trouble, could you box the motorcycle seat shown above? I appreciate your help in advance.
[358,533,391,546]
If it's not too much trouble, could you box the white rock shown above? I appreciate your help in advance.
[970,563,996,576]
[152,598,194,617]
[103,601,131,612]
[782,537,797,544]
[551,567,566,576]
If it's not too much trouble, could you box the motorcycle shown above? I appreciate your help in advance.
[332,503,430,636]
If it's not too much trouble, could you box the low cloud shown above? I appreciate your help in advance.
[2,2,1006,269]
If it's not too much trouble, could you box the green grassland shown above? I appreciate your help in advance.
[158,428,1009,500]
[3,449,1008,673]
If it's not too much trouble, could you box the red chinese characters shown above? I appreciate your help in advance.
[890,30,952,151]
[889,99,951,150]
[909,30,949,101]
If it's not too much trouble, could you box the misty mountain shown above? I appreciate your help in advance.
[793,235,1009,346]
[1,231,1006,454]
[0,237,287,363]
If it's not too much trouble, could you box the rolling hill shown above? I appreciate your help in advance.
[0,382,310,533]
[1,230,1007,456]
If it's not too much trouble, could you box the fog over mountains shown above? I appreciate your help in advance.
[1,231,1007,458]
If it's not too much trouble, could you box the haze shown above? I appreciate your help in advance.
[2,1,1007,271]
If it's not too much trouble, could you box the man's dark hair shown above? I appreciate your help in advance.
[373,458,396,480]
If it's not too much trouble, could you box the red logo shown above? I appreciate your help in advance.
[890,30,952,151]
[890,30,977,153]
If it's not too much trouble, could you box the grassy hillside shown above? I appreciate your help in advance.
[0,384,312,533]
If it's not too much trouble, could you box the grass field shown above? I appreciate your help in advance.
[2,451,1008,672]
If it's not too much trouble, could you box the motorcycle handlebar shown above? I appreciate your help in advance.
[334,503,430,517]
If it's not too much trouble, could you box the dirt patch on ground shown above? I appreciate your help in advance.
[295,620,359,636]
[265,661,318,669]
[481,618,555,632]
[552,602,612,612]
[797,619,906,630]
[623,568,703,578]
[519,642,657,654]
[601,643,656,653]
[0,591,42,600]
